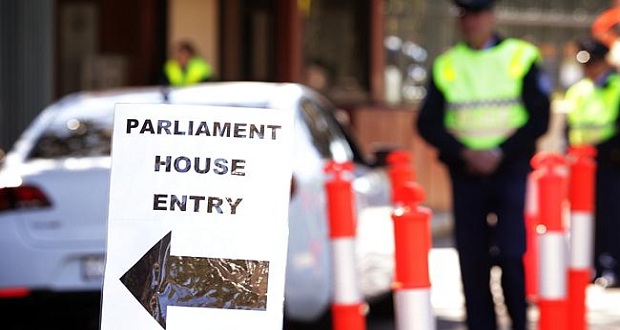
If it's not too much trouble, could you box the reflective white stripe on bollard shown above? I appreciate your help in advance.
[394,289,435,330]
[539,232,568,299]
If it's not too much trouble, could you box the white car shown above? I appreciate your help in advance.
[0,82,396,326]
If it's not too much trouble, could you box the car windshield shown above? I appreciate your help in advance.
[25,90,367,166]
[299,97,369,166]
[299,98,353,163]
[27,101,115,160]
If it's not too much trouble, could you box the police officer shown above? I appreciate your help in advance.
[162,40,214,86]
[416,0,551,329]
[565,38,620,288]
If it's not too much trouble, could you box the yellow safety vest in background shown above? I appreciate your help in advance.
[164,57,213,86]
[433,39,541,149]
[565,74,620,146]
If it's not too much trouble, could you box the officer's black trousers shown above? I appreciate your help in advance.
[594,163,620,283]
[450,166,528,330]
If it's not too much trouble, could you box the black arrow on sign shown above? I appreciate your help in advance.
[120,231,270,329]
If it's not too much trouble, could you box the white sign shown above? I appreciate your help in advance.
[100,103,294,330]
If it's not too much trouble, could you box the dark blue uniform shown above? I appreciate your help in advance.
[564,38,620,288]
[584,73,620,286]
[416,36,551,330]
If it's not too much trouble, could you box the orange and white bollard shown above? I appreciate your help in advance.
[533,152,569,330]
[387,150,415,205]
[324,160,366,330]
[567,146,597,330]
[391,182,435,330]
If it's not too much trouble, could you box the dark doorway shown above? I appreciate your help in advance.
[54,0,168,98]
[219,0,277,82]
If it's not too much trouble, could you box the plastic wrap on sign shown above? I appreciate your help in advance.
[120,232,269,328]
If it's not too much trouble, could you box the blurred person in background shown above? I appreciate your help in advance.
[303,59,332,96]
[161,40,214,87]
[415,0,551,329]
[564,38,620,288]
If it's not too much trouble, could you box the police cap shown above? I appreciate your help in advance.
[452,0,497,12]
[576,38,609,64]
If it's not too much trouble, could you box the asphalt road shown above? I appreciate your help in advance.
[4,216,620,330]
[368,234,620,330]
[287,231,620,330]
[2,292,100,330]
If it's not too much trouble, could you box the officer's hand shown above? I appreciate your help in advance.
[461,148,503,176]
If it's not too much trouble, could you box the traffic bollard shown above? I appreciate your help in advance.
[324,160,366,330]
[387,150,415,205]
[567,145,597,330]
[391,182,435,330]
[532,152,569,330]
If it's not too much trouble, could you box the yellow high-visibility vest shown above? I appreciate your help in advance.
[434,39,541,149]
[164,57,213,86]
[565,74,620,146]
